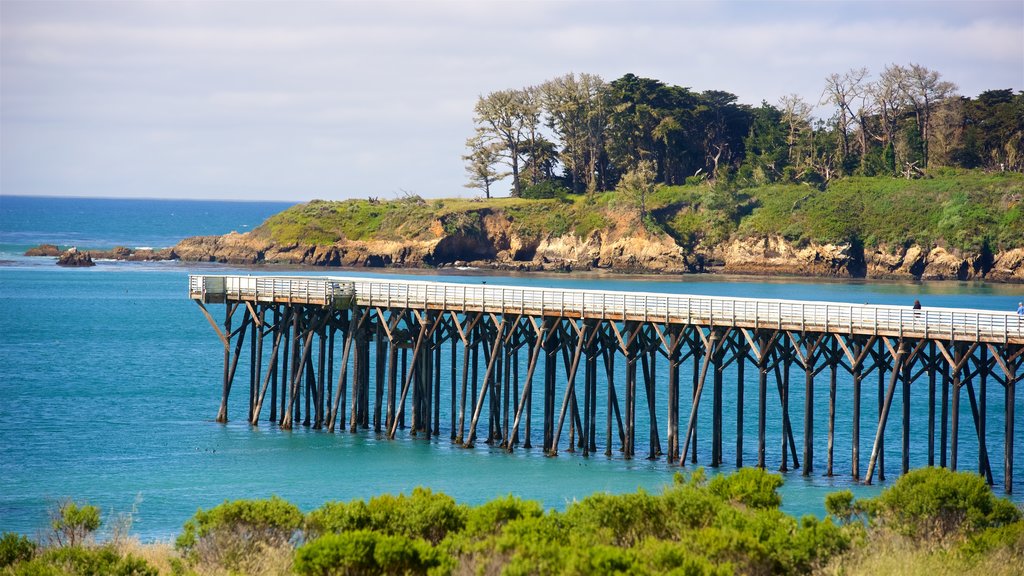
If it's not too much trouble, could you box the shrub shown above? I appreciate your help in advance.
[305,500,371,539]
[521,181,570,200]
[0,532,36,567]
[462,495,543,538]
[856,467,1022,540]
[562,490,665,547]
[49,501,101,548]
[638,539,733,575]
[306,488,466,545]
[16,545,157,576]
[293,531,445,576]
[175,495,303,573]
[563,543,636,575]
[959,519,1024,561]
[825,489,856,523]
[707,467,783,509]
[489,515,569,576]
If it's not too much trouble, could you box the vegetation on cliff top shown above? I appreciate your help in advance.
[3,468,1022,575]
[253,169,1024,254]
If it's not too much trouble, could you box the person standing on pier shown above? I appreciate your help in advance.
[1017,301,1023,316]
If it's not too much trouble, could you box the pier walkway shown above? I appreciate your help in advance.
[189,275,1023,492]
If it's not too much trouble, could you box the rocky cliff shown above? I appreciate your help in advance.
[155,210,1023,282]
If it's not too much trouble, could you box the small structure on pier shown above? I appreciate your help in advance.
[189,275,1023,493]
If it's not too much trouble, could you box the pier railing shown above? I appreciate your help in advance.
[188,275,1023,344]
[189,274,355,308]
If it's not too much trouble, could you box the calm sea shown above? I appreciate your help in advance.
[0,195,1021,542]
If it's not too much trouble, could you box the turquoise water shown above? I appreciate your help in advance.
[0,197,1020,542]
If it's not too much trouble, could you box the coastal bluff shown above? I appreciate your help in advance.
[24,169,1024,283]
[164,209,1023,282]
[25,210,1024,282]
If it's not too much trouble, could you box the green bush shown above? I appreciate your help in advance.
[487,515,569,576]
[959,519,1024,560]
[49,502,101,548]
[521,180,570,201]
[637,539,733,575]
[856,467,1022,540]
[562,543,636,575]
[305,500,372,539]
[707,467,783,509]
[562,490,665,546]
[175,495,303,572]
[462,495,543,538]
[825,489,856,523]
[306,488,466,545]
[0,533,36,568]
[293,531,445,576]
[12,545,156,576]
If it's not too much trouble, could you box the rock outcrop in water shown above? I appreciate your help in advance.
[56,247,95,267]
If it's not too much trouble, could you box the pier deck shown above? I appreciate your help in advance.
[189,274,1023,492]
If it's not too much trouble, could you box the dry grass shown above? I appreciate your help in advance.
[819,531,1024,576]
[115,538,179,575]
[111,539,293,576]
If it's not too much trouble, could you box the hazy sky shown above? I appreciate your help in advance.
[2,0,1021,202]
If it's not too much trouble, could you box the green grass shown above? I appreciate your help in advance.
[251,170,1024,253]
[738,170,1024,251]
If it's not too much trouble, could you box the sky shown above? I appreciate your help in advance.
[1,0,1022,202]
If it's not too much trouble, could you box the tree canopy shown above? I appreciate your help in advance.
[464,67,1023,196]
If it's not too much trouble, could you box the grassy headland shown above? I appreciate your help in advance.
[253,170,1023,258]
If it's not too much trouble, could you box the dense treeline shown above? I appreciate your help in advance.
[465,67,1023,198]
[3,468,1022,575]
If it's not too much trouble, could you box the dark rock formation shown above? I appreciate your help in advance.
[24,244,61,257]
[57,247,95,267]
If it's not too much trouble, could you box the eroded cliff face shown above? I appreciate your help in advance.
[712,235,1023,282]
[136,211,1023,282]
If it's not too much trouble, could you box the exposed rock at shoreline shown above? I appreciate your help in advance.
[25,218,1024,283]
[26,245,173,264]
[56,247,95,267]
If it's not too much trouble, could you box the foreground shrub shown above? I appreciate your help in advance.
[49,502,101,548]
[959,520,1024,561]
[461,494,544,538]
[0,533,36,568]
[10,545,156,576]
[175,495,303,573]
[306,488,466,545]
[857,467,1021,540]
[707,466,784,509]
[294,530,446,576]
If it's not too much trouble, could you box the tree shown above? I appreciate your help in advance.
[960,89,1024,171]
[539,73,609,194]
[741,101,788,184]
[49,500,101,547]
[617,159,657,222]
[900,63,958,167]
[822,67,870,173]
[473,89,534,196]
[463,131,509,199]
[779,93,814,171]
[696,90,750,182]
[605,75,673,184]
[871,65,908,173]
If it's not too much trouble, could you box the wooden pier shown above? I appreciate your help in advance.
[189,275,1023,492]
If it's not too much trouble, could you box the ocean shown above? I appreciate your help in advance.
[0,195,1020,542]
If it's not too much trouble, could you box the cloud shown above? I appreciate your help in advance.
[1,0,1021,201]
